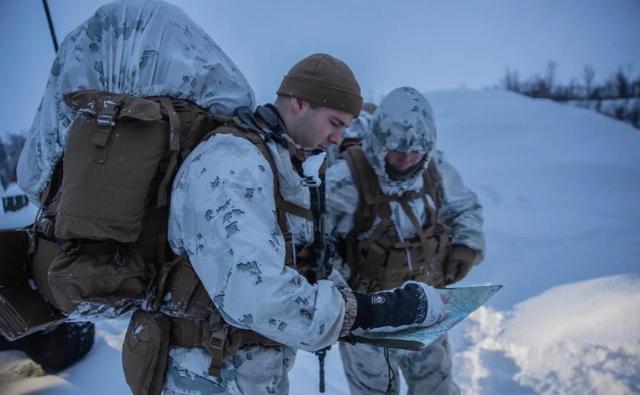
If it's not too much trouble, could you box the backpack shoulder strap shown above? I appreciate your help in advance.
[209,124,311,265]
[342,145,389,234]
[422,159,443,210]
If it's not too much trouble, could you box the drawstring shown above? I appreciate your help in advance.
[384,347,395,394]
[391,203,413,271]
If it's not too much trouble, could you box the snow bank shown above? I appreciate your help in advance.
[453,274,640,395]
[428,89,640,309]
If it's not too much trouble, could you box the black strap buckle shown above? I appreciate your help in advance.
[96,99,119,127]
[35,216,54,239]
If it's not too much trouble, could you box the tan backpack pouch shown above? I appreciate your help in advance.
[47,242,148,315]
[122,310,171,395]
[56,92,169,242]
[30,236,61,306]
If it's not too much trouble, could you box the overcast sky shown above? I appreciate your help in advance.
[1,0,639,134]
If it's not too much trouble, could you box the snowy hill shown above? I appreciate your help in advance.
[1,89,639,394]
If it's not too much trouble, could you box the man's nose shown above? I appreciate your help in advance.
[328,129,343,145]
[399,154,412,165]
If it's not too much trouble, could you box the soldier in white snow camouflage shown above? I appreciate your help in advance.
[327,87,485,394]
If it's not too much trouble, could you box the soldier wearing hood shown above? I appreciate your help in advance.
[327,87,485,394]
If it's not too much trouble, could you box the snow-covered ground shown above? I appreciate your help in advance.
[1,89,638,394]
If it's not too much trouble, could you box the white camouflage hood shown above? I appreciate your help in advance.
[18,0,254,202]
[363,87,437,192]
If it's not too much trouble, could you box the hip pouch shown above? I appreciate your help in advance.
[122,310,171,395]
[0,230,65,341]
[47,240,150,315]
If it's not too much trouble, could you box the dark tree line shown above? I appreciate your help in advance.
[0,133,26,190]
[502,62,640,128]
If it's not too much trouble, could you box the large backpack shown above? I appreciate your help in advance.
[0,90,223,341]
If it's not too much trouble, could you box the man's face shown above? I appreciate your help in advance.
[385,151,426,173]
[287,100,353,150]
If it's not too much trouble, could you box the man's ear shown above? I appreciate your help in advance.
[290,97,309,116]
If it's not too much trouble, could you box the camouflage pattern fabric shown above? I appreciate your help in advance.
[364,87,438,191]
[18,0,254,204]
[166,130,349,393]
[340,335,460,395]
[163,345,296,395]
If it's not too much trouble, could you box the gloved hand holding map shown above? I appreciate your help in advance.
[348,285,502,350]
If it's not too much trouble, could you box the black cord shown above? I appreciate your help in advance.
[42,0,59,53]
[384,347,395,395]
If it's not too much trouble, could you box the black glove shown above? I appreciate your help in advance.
[351,281,445,332]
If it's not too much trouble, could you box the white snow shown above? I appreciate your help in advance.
[301,151,327,186]
[1,89,639,394]
[452,275,640,395]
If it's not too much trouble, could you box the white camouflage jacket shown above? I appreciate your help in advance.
[327,87,485,280]
[167,109,348,369]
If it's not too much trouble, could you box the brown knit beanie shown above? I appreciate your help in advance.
[277,53,363,117]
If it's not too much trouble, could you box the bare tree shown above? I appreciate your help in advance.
[502,67,520,92]
[545,61,557,96]
[498,63,640,129]
[615,69,630,98]
[583,64,595,98]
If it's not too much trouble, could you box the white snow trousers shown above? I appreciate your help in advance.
[339,335,460,395]
[162,344,296,394]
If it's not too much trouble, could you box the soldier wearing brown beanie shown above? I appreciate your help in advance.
[273,53,362,149]
[165,53,447,394]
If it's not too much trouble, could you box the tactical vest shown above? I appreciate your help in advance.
[0,90,314,395]
[340,145,451,292]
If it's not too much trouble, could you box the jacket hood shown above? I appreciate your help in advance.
[363,87,437,192]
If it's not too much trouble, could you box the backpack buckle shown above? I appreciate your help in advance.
[96,99,119,127]
[35,216,55,239]
[205,325,229,377]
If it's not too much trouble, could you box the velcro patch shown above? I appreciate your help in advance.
[371,295,386,305]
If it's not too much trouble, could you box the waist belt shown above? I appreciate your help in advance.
[167,316,281,376]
